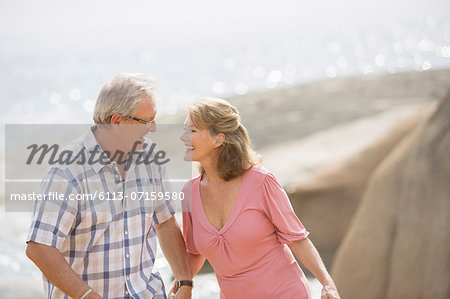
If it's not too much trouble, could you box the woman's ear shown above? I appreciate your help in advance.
[214,133,225,148]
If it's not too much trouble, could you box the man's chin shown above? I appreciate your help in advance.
[122,138,145,151]
[136,138,145,148]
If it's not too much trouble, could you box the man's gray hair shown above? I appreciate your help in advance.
[93,73,158,124]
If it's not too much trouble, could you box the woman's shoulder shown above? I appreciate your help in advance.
[246,164,276,185]
[190,174,202,183]
[248,164,273,175]
[182,174,201,190]
[180,175,202,210]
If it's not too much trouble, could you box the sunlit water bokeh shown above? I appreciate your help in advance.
[1,15,449,130]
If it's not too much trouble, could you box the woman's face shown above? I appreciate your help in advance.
[179,116,219,163]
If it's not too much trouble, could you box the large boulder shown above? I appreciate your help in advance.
[287,105,435,267]
[331,92,450,298]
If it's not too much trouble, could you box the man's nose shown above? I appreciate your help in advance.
[147,122,156,133]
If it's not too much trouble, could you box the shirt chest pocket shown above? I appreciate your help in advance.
[75,201,117,231]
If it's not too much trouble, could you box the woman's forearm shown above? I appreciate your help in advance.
[288,238,334,286]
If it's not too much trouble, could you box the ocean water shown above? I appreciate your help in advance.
[0,5,449,129]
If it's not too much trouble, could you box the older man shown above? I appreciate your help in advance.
[26,74,192,299]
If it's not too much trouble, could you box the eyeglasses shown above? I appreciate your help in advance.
[130,116,156,125]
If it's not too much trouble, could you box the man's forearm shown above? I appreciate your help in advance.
[187,253,206,279]
[26,241,102,299]
[155,216,191,280]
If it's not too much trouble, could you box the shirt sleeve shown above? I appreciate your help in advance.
[182,211,200,255]
[26,167,80,250]
[152,165,176,225]
[181,182,200,255]
[260,172,309,244]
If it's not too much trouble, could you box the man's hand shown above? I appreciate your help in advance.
[168,283,192,299]
[86,291,104,299]
[26,241,103,299]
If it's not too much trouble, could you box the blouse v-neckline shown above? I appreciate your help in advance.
[196,168,251,235]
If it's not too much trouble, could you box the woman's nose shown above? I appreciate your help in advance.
[179,131,185,142]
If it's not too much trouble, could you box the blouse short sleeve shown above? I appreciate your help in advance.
[182,211,200,255]
[152,165,176,224]
[261,172,309,244]
[181,182,200,255]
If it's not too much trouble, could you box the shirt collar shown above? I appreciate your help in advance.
[83,126,150,174]
[83,126,110,174]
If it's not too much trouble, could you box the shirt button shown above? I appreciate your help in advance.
[127,276,130,280]
[126,253,130,258]
[125,291,129,295]
[124,230,128,235]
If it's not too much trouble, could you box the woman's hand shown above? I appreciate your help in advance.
[321,283,340,299]
[288,239,341,298]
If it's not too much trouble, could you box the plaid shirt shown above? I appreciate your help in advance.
[27,127,175,299]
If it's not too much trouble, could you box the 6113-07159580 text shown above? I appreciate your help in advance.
[9,191,184,201]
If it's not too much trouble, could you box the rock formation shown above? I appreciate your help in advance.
[288,105,435,267]
[331,92,450,298]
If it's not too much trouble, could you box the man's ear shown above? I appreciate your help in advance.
[214,133,225,148]
[110,113,123,124]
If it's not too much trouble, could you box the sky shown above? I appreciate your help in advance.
[1,0,449,41]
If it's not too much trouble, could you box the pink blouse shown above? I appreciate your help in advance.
[182,165,311,298]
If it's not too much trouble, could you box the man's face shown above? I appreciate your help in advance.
[117,95,157,147]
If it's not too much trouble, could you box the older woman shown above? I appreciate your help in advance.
[178,98,340,299]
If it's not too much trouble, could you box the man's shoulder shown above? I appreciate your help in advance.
[40,134,90,183]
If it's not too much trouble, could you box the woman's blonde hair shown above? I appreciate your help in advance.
[188,98,261,181]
